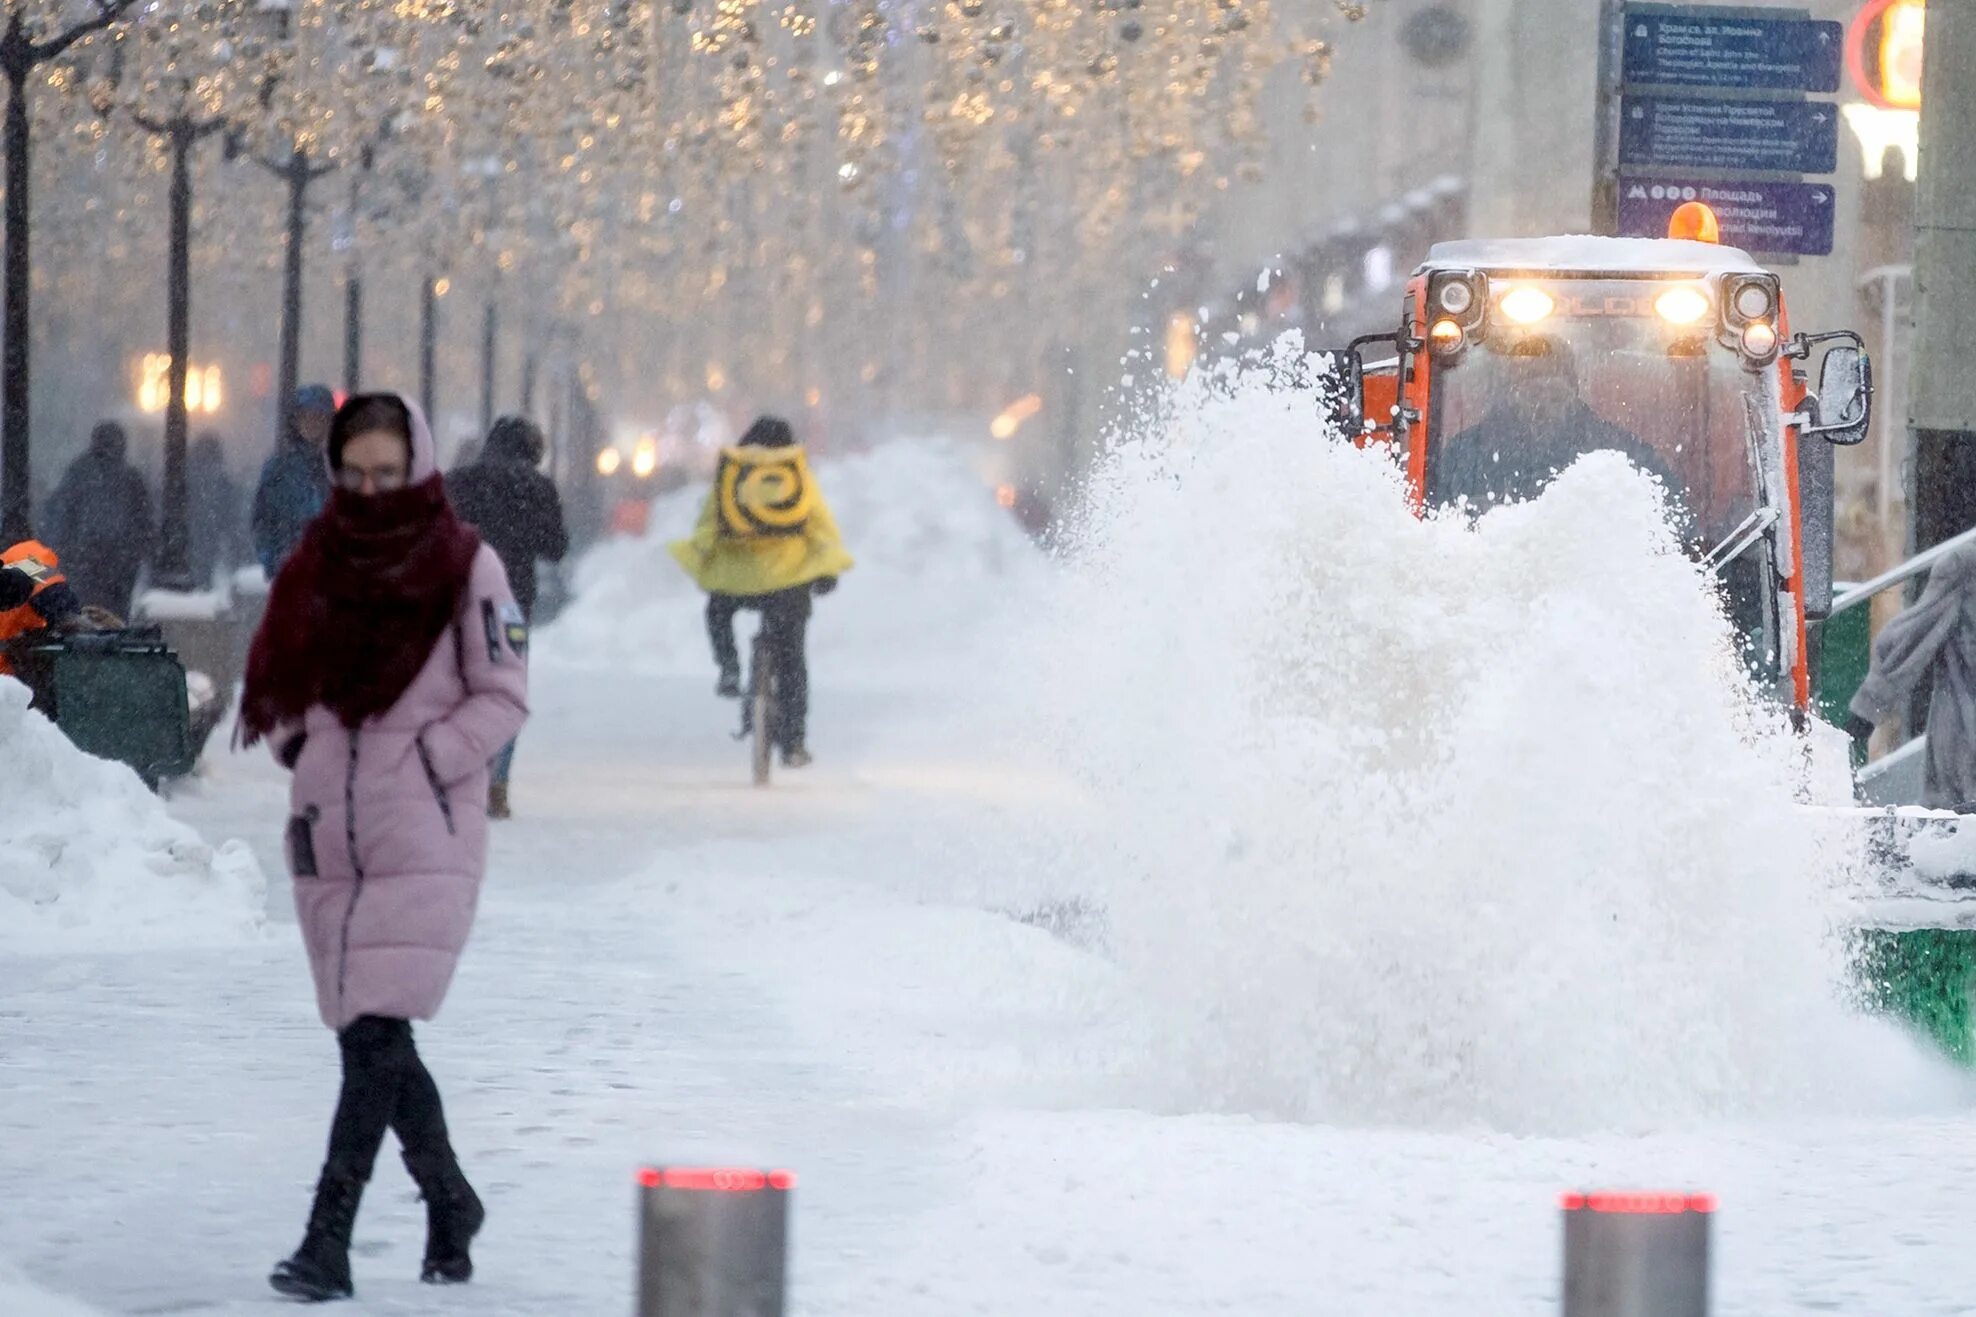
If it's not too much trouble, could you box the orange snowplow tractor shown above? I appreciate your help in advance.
[1668,202,1722,244]
[1360,372,1400,445]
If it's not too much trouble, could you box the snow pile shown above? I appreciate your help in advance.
[0,1257,100,1316]
[540,437,1047,684]
[134,587,229,622]
[977,343,1910,1133]
[0,677,265,952]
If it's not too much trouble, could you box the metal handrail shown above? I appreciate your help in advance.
[1830,522,1976,617]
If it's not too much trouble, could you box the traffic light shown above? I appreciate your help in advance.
[1847,0,1924,110]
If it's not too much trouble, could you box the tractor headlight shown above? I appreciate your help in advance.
[1427,271,1486,342]
[1654,285,1712,326]
[1499,285,1556,325]
[1723,275,1779,327]
[1740,320,1779,363]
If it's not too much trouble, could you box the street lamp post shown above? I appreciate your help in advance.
[258,145,335,440]
[344,265,362,392]
[481,290,498,435]
[0,0,141,540]
[83,0,297,588]
[136,111,228,590]
[420,272,440,423]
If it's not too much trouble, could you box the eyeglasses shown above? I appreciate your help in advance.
[336,463,408,495]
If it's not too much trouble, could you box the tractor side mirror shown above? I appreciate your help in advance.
[1308,348,1365,438]
[1805,343,1872,446]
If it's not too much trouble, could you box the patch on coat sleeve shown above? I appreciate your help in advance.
[481,598,502,663]
[499,601,528,657]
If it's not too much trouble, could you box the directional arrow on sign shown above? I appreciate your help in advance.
[1617,95,1840,173]
[1618,179,1836,256]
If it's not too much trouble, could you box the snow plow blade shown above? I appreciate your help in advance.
[1838,807,1976,931]
[1829,807,1976,1065]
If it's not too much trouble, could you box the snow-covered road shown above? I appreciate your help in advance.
[12,416,1976,1313]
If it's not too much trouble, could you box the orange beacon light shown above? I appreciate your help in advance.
[1668,201,1722,244]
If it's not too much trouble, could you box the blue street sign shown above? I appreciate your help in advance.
[1618,178,1835,256]
[1622,10,1842,93]
[1619,95,1838,173]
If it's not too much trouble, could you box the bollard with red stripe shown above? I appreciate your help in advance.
[1561,1190,1712,1317]
[637,1165,794,1316]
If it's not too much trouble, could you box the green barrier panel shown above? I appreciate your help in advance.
[16,631,195,789]
[1854,929,1976,1064]
[1811,609,1971,1060]
[1814,605,1872,730]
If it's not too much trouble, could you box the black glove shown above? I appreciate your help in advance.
[30,581,82,628]
[0,563,31,611]
[812,576,838,597]
[1843,713,1876,743]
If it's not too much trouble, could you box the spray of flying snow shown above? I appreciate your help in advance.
[987,339,1940,1133]
[541,437,1045,688]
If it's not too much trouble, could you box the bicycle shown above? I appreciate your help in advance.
[737,624,779,787]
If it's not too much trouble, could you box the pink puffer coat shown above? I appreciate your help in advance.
[273,402,528,1031]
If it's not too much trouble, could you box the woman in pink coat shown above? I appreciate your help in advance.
[240,392,528,1302]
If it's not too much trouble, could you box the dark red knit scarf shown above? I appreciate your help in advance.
[241,474,480,742]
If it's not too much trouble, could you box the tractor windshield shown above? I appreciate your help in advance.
[1426,278,1774,552]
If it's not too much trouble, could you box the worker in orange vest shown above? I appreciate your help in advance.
[0,539,83,678]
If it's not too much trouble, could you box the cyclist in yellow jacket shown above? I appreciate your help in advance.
[670,416,853,768]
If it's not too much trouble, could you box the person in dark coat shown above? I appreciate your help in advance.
[41,420,155,617]
[252,384,337,577]
[1848,540,1976,811]
[445,415,568,818]
[187,432,245,586]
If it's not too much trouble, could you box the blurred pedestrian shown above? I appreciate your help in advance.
[41,420,154,618]
[241,392,528,1302]
[187,432,244,587]
[446,415,568,819]
[1848,539,1976,811]
[251,384,336,577]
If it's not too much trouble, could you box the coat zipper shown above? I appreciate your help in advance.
[415,735,456,835]
[335,729,366,1015]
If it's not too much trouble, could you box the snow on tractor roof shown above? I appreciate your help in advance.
[1424,235,1768,278]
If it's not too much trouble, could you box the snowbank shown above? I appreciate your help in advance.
[133,587,229,622]
[0,677,265,952]
[0,1257,101,1316]
[539,437,1048,685]
[939,342,1905,1134]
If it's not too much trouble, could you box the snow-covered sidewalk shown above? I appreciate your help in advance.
[3,661,1976,1314]
[11,426,1976,1313]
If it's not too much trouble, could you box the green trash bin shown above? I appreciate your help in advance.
[14,628,196,789]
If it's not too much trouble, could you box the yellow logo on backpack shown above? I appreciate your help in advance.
[716,447,815,539]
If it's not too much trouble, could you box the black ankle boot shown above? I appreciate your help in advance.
[270,1163,365,1301]
[403,1151,485,1284]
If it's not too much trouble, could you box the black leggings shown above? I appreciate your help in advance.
[707,589,811,746]
[325,1015,454,1179]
